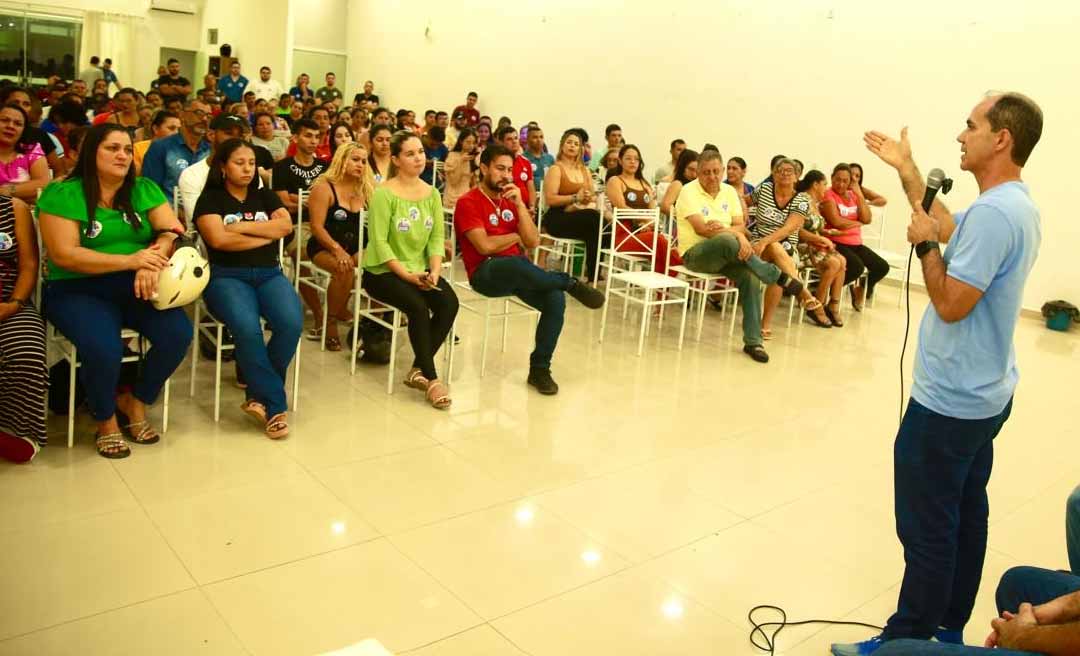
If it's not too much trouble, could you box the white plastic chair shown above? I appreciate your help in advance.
[446,208,539,378]
[860,205,905,308]
[189,239,301,420]
[533,179,587,276]
[598,208,689,355]
[665,201,739,340]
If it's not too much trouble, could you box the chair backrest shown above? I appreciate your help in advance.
[861,205,887,250]
[432,159,445,191]
[611,207,662,267]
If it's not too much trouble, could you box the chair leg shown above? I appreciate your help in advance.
[500,300,510,353]
[189,304,200,397]
[162,377,170,432]
[677,296,688,351]
[696,286,707,341]
[386,312,398,395]
[67,349,76,448]
[729,290,739,337]
[445,321,455,384]
[292,336,300,412]
[213,325,223,423]
[480,303,491,378]
[636,300,648,357]
[598,276,612,344]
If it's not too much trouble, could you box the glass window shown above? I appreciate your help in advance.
[0,11,80,87]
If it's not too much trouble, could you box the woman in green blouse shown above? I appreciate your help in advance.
[361,131,458,409]
[39,124,191,459]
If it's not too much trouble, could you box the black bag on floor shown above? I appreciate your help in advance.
[346,318,393,365]
[198,326,237,362]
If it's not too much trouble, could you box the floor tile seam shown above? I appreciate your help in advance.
[189,534,385,587]
[988,468,1078,528]
[0,502,145,539]
[191,584,256,656]
[0,586,199,644]
[393,621,502,655]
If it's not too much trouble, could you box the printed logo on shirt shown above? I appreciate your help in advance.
[333,208,348,221]
[374,173,383,183]
[501,209,514,223]
[627,191,637,202]
[396,218,411,232]
[644,193,651,203]
[254,211,269,222]
[721,203,729,212]
[175,158,189,169]
[424,215,434,229]
[408,207,420,221]
[223,213,241,225]
[86,220,103,239]
[520,171,528,181]
[531,163,537,172]
[701,207,710,217]
[488,212,499,226]
[795,198,810,213]
[0,231,12,250]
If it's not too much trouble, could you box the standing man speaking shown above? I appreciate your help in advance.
[833,91,1043,656]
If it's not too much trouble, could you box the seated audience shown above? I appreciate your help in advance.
[496,126,536,211]
[41,101,88,156]
[57,126,88,176]
[303,142,372,350]
[605,144,682,275]
[351,109,370,145]
[366,124,394,184]
[362,131,458,410]
[145,89,164,109]
[453,91,481,126]
[289,73,314,103]
[676,150,802,363]
[178,114,248,221]
[329,122,354,161]
[420,110,436,135]
[654,138,686,184]
[91,87,141,137]
[476,122,493,152]
[822,163,889,310]
[38,124,192,459]
[421,126,449,186]
[315,72,343,106]
[0,193,46,463]
[751,158,832,333]
[193,138,300,439]
[659,148,699,217]
[542,129,609,282]
[285,105,331,161]
[142,98,211,203]
[133,110,179,173]
[443,127,478,208]
[245,66,284,103]
[795,170,848,327]
[272,118,328,220]
[0,86,64,175]
[849,162,888,207]
[217,60,248,104]
[726,156,755,207]
[0,105,49,203]
[251,111,289,161]
[523,125,555,193]
[454,145,605,394]
[446,110,468,149]
[590,123,624,172]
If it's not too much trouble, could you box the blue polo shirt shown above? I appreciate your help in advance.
[217,74,249,103]
[912,181,1041,420]
[523,151,554,191]
[141,132,210,200]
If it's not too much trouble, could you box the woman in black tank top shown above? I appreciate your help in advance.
[303,142,374,350]
[603,145,683,276]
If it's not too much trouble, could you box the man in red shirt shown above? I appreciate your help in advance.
[495,125,536,214]
[454,145,605,395]
[451,91,480,127]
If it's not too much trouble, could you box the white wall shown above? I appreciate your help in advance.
[199,0,291,86]
[346,0,1080,311]
[292,0,348,52]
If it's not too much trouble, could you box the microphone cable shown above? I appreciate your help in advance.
[747,605,883,655]
[899,245,915,427]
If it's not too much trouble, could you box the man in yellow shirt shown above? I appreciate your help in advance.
[676,150,803,363]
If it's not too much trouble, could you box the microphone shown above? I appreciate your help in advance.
[921,168,947,212]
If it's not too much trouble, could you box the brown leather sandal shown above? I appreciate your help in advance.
[403,368,430,391]
[802,297,833,328]
[241,400,268,426]
[826,301,844,327]
[265,413,289,440]
[426,380,451,410]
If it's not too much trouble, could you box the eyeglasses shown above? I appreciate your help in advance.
[777,169,796,176]
[186,109,209,119]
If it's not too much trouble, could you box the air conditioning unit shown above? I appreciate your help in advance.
[150,0,198,15]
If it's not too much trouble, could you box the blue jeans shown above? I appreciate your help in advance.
[682,233,780,347]
[469,256,567,370]
[203,266,302,417]
[1067,486,1080,575]
[884,397,1013,640]
[877,640,1038,655]
[43,271,192,421]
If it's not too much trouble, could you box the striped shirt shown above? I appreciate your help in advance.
[752,180,810,248]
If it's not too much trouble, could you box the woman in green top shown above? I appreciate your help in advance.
[39,124,192,459]
[361,131,458,409]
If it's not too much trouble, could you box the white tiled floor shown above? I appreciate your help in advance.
[1,282,1077,655]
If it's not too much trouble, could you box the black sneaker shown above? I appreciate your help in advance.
[527,368,559,395]
[743,344,770,363]
[567,278,605,309]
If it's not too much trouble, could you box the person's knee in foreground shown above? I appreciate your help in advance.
[1066,485,1080,575]
[38,124,192,459]
[674,149,803,364]
[194,138,300,439]
[454,144,604,395]
[305,142,372,350]
[361,131,458,409]
[830,92,1043,655]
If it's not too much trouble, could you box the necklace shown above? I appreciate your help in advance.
[479,185,504,214]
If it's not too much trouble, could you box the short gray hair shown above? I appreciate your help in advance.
[697,150,723,167]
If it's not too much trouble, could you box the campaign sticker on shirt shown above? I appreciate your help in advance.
[254,211,269,222]
[424,215,434,229]
[488,213,498,226]
[0,232,12,251]
[333,208,348,221]
[175,158,189,169]
[408,207,420,221]
[223,213,241,225]
[501,209,514,222]
[701,207,710,217]
[86,220,103,239]
[721,203,729,212]
[627,191,637,202]
[795,198,810,213]
[374,174,383,183]
[520,171,528,181]
[396,218,411,232]
[531,162,537,172]
[644,193,651,203]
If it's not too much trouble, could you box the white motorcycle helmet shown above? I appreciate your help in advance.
[152,245,210,310]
